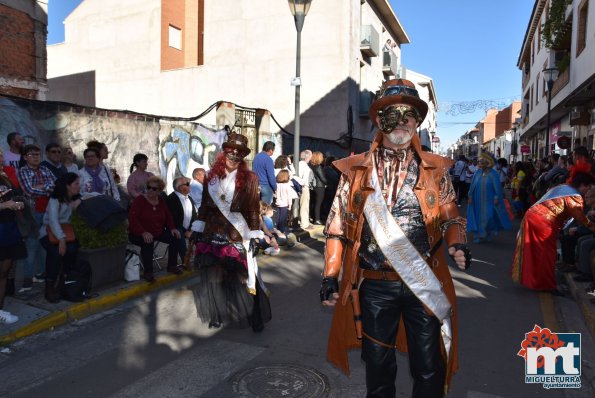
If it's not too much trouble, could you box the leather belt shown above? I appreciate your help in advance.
[361,268,401,281]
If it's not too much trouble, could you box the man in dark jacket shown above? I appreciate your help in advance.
[166,176,197,265]
[41,143,67,179]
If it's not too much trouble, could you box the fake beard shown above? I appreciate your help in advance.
[384,128,414,145]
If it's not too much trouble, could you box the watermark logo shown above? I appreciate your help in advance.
[517,325,581,389]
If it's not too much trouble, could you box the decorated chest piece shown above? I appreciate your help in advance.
[424,190,437,209]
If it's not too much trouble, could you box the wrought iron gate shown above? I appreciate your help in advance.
[233,109,257,168]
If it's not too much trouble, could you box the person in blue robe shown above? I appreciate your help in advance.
[467,153,512,243]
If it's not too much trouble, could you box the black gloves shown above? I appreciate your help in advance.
[249,238,259,257]
[319,277,339,302]
[449,243,472,270]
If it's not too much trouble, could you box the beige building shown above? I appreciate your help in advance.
[517,0,595,159]
[46,0,436,155]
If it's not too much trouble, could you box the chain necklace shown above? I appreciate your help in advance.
[217,170,237,202]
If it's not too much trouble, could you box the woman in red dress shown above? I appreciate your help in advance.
[511,161,595,293]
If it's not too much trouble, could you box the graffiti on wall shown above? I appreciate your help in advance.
[0,96,162,191]
[159,123,227,193]
[0,97,50,151]
[1,96,276,196]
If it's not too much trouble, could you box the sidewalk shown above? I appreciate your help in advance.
[0,225,325,346]
[561,270,595,337]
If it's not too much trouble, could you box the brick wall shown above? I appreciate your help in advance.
[0,4,36,80]
[0,86,37,99]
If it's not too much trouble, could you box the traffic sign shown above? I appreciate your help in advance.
[557,136,571,149]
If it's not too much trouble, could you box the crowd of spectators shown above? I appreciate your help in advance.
[0,131,349,324]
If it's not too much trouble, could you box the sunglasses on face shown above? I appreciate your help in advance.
[147,186,160,191]
[178,182,190,188]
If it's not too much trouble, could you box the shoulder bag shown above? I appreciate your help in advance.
[48,223,76,244]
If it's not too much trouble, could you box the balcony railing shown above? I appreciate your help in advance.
[521,115,529,128]
[360,25,379,57]
[382,51,398,76]
[522,68,530,89]
[551,66,570,97]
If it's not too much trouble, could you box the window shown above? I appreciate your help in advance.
[168,25,182,50]
[537,17,542,50]
[535,73,540,105]
[542,61,548,97]
[530,85,534,111]
[576,0,589,56]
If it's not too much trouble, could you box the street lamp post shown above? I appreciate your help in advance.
[288,0,313,176]
[543,67,559,157]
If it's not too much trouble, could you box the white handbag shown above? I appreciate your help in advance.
[124,249,141,282]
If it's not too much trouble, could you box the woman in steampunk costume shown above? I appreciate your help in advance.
[190,132,271,332]
[319,79,471,397]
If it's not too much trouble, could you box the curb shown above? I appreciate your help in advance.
[0,270,198,346]
[0,226,326,346]
[562,272,595,338]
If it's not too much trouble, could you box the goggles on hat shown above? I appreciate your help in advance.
[377,84,420,99]
[377,105,421,133]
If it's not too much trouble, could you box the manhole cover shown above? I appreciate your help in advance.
[231,364,330,397]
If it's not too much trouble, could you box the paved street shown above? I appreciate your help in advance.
[0,218,594,398]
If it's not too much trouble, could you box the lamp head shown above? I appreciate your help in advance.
[287,0,312,16]
[543,67,559,83]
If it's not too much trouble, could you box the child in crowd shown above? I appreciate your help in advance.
[274,170,298,235]
[258,202,280,255]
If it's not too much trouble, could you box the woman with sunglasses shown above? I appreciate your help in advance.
[128,175,182,282]
[189,133,271,332]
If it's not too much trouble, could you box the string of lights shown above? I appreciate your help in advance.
[440,97,521,116]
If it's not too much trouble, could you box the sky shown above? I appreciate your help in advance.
[46,0,535,150]
[390,0,535,149]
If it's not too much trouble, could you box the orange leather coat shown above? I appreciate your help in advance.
[323,133,465,391]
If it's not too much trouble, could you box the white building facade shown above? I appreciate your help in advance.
[47,0,420,155]
[518,0,595,159]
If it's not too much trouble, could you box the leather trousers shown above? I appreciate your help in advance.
[360,279,445,398]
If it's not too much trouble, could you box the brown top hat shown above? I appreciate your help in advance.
[222,132,251,157]
[369,79,428,126]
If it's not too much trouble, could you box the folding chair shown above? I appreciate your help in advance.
[127,241,167,272]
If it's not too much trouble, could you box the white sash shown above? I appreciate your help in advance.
[364,165,452,358]
[208,177,266,295]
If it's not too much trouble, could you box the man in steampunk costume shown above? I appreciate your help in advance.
[320,79,471,398]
